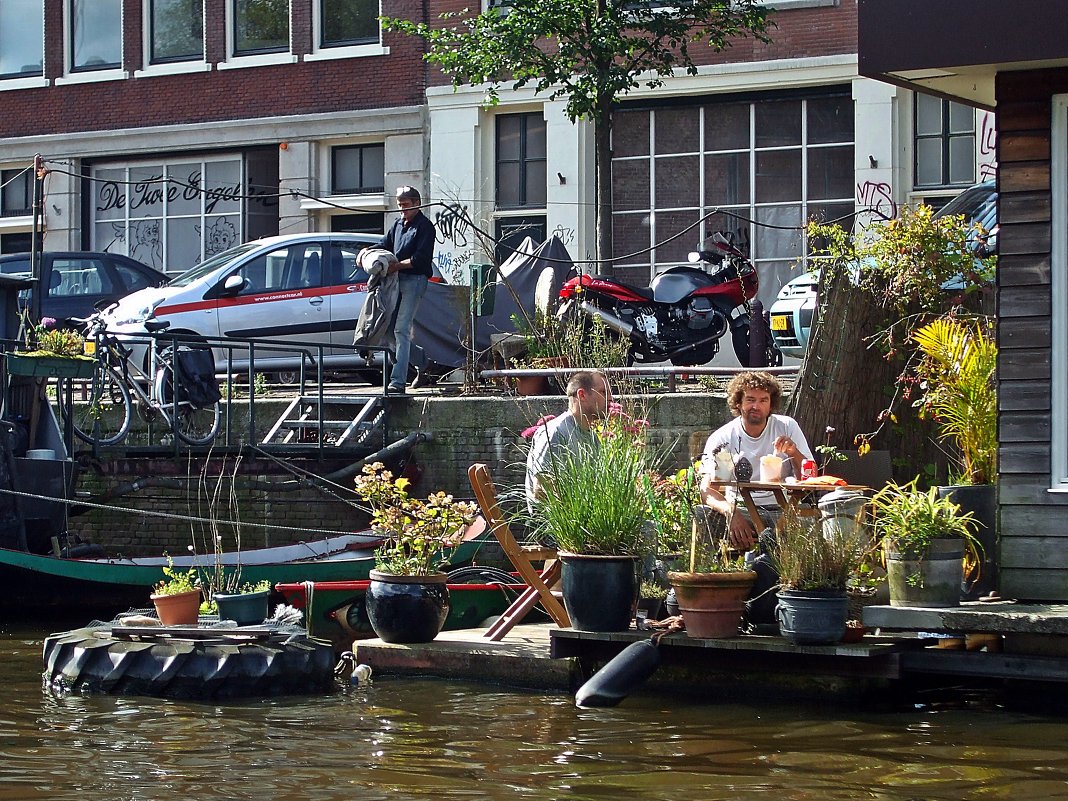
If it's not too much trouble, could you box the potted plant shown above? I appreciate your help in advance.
[6,316,96,378]
[771,505,875,644]
[354,462,478,643]
[636,580,668,624]
[510,310,570,395]
[911,315,998,598]
[150,556,202,626]
[214,579,272,625]
[871,479,981,608]
[527,407,653,632]
[666,505,757,639]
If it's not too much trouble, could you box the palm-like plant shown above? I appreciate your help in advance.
[911,316,997,485]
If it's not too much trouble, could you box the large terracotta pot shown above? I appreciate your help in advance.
[667,570,757,638]
[151,589,201,625]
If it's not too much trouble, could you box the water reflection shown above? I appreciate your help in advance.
[5,623,1068,800]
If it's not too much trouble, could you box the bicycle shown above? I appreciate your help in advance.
[56,313,222,447]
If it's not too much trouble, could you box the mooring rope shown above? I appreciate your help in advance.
[0,484,363,538]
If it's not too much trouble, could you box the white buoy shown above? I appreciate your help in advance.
[352,664,373,684]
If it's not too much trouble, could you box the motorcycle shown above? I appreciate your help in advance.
[555,234,782,367]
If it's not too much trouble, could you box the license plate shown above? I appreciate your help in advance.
[770,315,789,331]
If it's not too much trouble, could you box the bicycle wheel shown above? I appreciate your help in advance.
[56,364,132,447]
[173,400,221,446]
[157,346,222,446]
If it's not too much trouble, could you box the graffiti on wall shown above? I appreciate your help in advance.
[978,111,998,180]
[856,180,897,220]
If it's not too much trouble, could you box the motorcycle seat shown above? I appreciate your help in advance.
[612,280,654,300]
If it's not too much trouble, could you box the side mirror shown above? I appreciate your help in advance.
[221,274,246,294]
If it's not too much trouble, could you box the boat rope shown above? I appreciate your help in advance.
[0,484,364,538]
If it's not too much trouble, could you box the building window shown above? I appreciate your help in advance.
[320,0,378,47]
[1,168,32,217]
[611,92,854,304]
[234,0,289,56]
[149,0,204,63]
[91,157,247,274]
[71,0,122,71]
[496,113,546,209]
[915,94,976,188]
[331,145,384,194]
[0,0,43,78]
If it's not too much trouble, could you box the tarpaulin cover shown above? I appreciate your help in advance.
[411,236,576,370]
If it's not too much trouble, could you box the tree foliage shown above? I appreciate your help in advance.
[384,0,772,124]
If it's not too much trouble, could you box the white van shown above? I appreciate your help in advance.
[101,233,384,379]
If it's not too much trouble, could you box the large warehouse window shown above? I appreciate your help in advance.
[611,92,854,306]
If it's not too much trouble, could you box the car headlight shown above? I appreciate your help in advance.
[111,307,155,326]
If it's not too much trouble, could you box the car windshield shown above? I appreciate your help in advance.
[166,243,261,287]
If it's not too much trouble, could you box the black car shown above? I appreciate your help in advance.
[0,251,167,327]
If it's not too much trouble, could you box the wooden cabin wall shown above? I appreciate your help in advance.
[997,68,1068,600]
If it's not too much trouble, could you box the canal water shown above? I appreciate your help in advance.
[5,620,1068,801]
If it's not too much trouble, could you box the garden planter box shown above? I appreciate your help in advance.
[6,353,95,379]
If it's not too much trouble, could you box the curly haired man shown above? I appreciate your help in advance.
[699,371,812,549]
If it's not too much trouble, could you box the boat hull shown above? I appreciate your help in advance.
[0,535,487,619]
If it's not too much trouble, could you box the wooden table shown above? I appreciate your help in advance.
[720,480,871,530]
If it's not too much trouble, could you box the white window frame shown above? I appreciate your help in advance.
[304,0,388,62]
[1050,93,1068,489]
[219,0,298,71]
[56,0,128,85]
[135,0,211,79]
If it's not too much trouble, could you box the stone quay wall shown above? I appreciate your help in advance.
[67,391,732,556]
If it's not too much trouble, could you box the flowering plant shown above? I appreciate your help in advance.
[24,316,88,357]
[354,462,479,575]
[152,554,201,596]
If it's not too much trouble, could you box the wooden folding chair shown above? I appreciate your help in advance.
[467,463,570,639]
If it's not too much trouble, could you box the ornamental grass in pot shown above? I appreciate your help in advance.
[354,462,478,643]
[771,505,876,645]
[871,479,981,608]
[528,408,652,632]
[666,505,757,639]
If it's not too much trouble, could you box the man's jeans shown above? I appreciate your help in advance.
[386,273,428,386]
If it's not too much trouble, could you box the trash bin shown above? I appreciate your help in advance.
[818,489,869,540]
[469,263,496,317]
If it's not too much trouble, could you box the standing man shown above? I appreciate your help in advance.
[525,370,612,508]
[699,371,813,549]
[378,186,435,394]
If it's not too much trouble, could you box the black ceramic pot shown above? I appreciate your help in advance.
[559,553,639,632]
[366,570,450,643]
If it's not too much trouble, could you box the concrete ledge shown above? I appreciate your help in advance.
[864,602,1068,635]
[352,624,577,691]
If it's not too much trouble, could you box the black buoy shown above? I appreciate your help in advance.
[574,638,661,707]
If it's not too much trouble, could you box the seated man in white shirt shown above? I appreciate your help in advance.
[698,371,813,549]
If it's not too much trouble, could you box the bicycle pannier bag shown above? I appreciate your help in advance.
[174,348,222,408]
